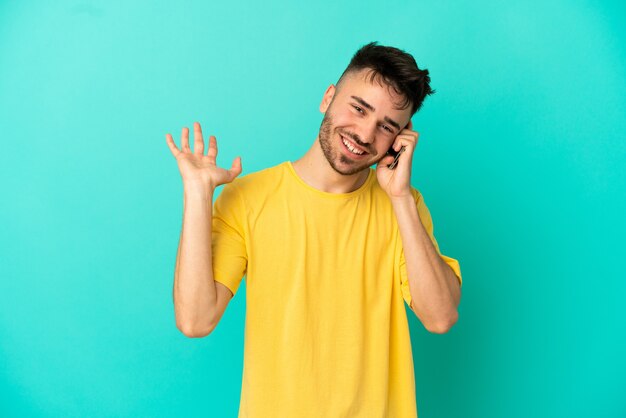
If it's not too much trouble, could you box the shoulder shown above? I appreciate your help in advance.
[232,161,285,184]
[223,161,288,196]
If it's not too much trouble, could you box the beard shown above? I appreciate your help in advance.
[318,110,383,176]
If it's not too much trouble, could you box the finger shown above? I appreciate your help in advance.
[207,135,218,160]
[165,133,181,158]
[394,142,414,165]
[181,127,190,151]
[193,122,204,155]
[228,156,242,180]
[394,136,416,151]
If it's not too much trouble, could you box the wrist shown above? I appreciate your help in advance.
[183,181,215,198]
[389,192,413,205]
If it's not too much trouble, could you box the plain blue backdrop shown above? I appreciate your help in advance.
[1,1,625,417]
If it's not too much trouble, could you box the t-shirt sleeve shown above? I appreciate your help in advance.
[398,189,462,309]
[211,181,248,297]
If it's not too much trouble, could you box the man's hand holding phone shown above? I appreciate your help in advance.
[376,119,419,200]
[166,122,242,193]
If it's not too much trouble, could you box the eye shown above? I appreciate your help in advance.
[352,105,364,114]
[382,125,393,133]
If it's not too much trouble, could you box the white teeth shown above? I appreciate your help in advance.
[342,136,364,155]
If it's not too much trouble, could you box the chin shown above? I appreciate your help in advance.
[331,155,372,176]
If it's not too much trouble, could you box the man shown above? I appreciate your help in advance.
[166,41,462,418]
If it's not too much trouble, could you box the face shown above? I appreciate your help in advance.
[317,68,412,176]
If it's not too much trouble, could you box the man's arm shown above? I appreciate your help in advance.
[392,194,461,334]
[166,122,242,338]
[172,184,222,338]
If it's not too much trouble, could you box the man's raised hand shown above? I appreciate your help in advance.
[165,122,242,190]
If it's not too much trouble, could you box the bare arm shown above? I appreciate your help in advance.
[391,194,460,334]
[166,122,242,338]
[173,183,217,337]
[376,120,460,334]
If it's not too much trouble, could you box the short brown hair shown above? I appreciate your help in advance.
[336,41,435,115]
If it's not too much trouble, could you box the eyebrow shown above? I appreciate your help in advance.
[350,95,402,132]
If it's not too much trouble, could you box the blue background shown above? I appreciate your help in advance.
[1,1,625,417]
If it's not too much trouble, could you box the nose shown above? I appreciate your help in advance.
[352,120,378,147]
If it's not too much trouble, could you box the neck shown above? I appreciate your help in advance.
[291,137,370,194]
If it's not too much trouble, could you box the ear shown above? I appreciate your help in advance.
[319,84,336,113]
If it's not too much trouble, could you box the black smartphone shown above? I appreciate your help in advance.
[386,145,406,169]
[386,121,410,169]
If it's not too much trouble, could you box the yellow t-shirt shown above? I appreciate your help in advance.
[212,161,462,418]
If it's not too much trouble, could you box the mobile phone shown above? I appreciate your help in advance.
[386,146,406,169]
[386,121,410,169]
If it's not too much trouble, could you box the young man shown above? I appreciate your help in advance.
[166,42,462,418]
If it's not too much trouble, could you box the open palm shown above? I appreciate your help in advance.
[165,122,242,189]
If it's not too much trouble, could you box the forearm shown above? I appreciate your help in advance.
[173,183,218,336]
[392,195,460,332]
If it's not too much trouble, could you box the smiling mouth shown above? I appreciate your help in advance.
[339,134,368,156]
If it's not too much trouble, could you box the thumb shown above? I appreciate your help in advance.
[229,156,242,179]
